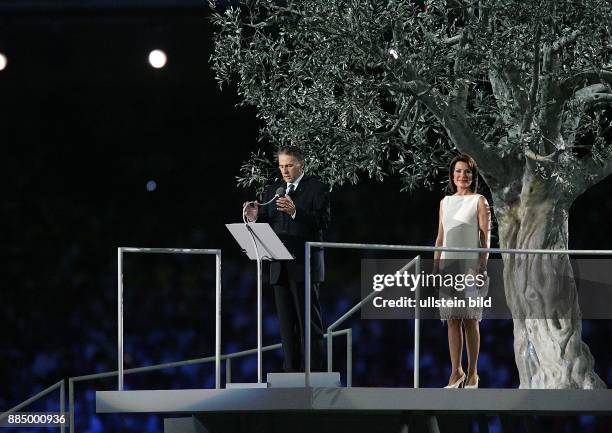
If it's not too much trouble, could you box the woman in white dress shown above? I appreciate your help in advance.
[433,154,491,389]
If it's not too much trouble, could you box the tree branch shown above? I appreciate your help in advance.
[442,110,518,192]
[451,31,469,110]
[389,80,445,118]
[551,29,581,54]
[524,148,562,163]
[525,143,596,165]
[444,34,463,45]
[392,75,516,189]
[484,117,505,143]
[560,70,612,100]
[522,25,541,133]
[571,155,612,199]
[269,4,307,17]
[376,97,418,138]
[537,54,564,153]
[400,103,422,145]
[489,69,527,124]
[589,94,612,107]
[598,70,612,87]
[575,84,612,106]
[503,67,529,113]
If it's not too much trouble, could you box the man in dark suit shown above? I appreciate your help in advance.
[244,146,330,372]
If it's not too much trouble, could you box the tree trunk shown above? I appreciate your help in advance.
[493,176,606,389]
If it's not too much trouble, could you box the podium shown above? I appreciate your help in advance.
[226,223,293,386]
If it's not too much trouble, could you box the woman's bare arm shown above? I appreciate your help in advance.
[477,196,491,273]
[433,198,444,273]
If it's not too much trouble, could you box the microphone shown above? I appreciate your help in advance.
[255,187,285,206]
[246,187,285,208]
[275,186,286,198]
[243,186,286,223]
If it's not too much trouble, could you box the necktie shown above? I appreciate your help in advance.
[286,183,295,195]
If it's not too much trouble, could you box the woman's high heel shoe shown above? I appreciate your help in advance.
[444,373,466,388]
[464,375,479,389]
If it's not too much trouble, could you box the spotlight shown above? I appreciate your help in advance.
[148,50,167,69]
[146,180,157,192]
[0,53,7,71]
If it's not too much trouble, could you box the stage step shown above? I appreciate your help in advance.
[267,372,341,388]
[225,382,268,389]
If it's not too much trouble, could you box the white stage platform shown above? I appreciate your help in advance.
[97,387,612,414]
[97,387,612,433]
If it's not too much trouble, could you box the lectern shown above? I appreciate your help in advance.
[226,223,293,385]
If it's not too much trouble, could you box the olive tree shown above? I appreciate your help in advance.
[210,0,612,388]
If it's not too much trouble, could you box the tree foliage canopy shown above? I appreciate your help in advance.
[211,0,612,196]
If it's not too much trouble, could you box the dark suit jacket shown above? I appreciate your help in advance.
[258,175,331,284]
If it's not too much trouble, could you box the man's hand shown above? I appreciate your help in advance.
[276,195,296,217]
[244,201,259,222]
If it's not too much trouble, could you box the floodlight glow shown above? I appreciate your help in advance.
[148,50,167,69]
[0,53,7,71]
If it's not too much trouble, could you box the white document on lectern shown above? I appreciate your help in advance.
[226,223,294,261]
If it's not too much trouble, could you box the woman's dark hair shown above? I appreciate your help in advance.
[448,154,479,193]
[277,145,305,163]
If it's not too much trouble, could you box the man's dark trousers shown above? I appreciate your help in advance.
[260,175,330,372]
[273,266,324,372]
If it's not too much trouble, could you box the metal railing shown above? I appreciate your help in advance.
[224,328,352,385]
[117,247,222,391]
[326,257,420,387]
[67,328,351,433]
[0,380,65,433]
[9,242,612,432]
[7,326,353,433]
[303,242,612,386]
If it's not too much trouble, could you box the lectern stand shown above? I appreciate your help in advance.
[226,223,293,386]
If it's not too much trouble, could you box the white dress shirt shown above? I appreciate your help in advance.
[286,171,304,219]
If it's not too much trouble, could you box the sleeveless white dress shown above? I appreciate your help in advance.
[439,194,484,321]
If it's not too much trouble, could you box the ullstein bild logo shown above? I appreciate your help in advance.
[371,296,491,309]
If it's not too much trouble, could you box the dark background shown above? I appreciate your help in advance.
[2,2,612,432]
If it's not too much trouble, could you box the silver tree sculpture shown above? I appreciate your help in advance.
[210,0,612,389]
